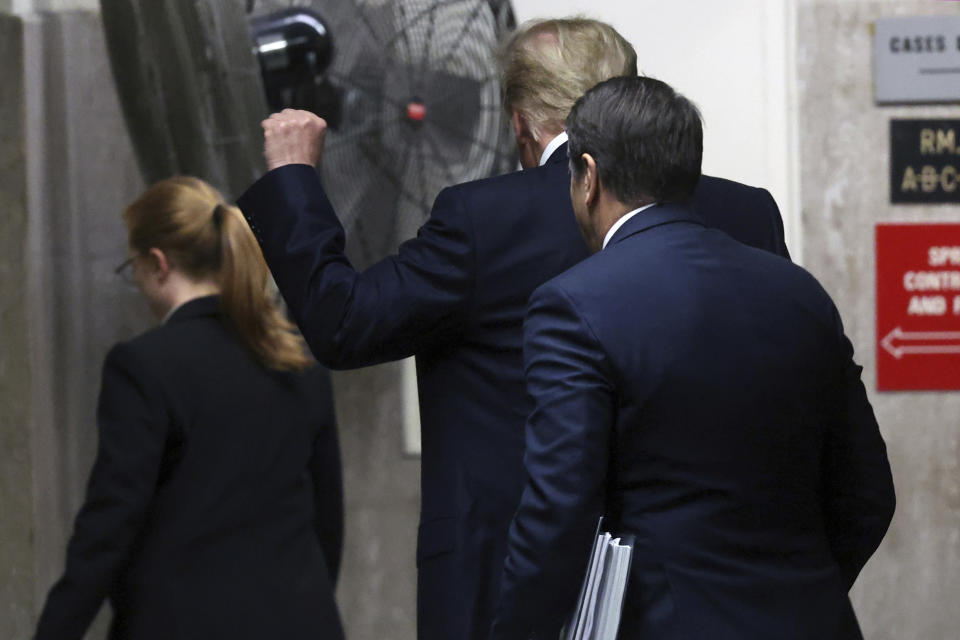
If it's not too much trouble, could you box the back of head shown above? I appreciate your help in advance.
[566,75,703,206]
[500,17,637,141]
[124,176,312,371]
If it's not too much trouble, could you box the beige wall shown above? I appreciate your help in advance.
[0,14,35,640]
[0,7,419,639]
[797,2,960,637]
[0,9,152,638]
[516,0,802,258]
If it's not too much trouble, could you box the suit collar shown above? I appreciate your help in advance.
[540,131,569,166]
[545,141,569,166]
[606,201,705,248]
[166,294,221,325]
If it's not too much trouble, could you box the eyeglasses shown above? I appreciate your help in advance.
[114,256,136,284]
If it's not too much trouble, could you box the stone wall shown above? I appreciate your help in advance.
[0,14,35,640]
[0,8,420,639]
[797,2,960,638]
[7,0,98,12]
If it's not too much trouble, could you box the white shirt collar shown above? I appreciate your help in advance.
[539,131,569,167]
[602,203,658,250]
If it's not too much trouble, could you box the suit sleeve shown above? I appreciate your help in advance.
[491,282,615,640]
[820,307,895,591]
[35,344,169,640]
[237,164,476,368]
[759,187,791,260]
[307,368,344,586]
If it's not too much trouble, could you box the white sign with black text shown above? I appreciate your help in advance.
[874,15,960,104]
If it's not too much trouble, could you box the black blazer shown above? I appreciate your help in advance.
[492,204,895,639]
[34,296,344,640]
[238,145,791,640]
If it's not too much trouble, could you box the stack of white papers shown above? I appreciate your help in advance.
[562,521,634,640]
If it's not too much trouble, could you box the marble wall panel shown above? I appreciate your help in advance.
[24,9,150,639]
[0,7,421,639]
[797,2,960,638]
[0,14,36,640]
[333,364,419,640]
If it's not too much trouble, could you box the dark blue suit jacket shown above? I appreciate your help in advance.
[35,296,344,640]
[491,205,895,640]
[238,145,791,640]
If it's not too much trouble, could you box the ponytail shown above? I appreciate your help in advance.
[123,176,312,372]
[217,204,313,371]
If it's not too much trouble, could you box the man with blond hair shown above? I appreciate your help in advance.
[500,18,639,169]
[501,18,790,256]
[239,18,789,640]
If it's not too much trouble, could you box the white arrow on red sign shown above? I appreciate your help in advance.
[880,326,960,359]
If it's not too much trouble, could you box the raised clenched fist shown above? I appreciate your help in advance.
[262,109,328,171]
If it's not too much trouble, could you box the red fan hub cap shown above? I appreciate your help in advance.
[406,101,427,121]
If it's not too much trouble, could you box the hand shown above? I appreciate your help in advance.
[262,109,328,171]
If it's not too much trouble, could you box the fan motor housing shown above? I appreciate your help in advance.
[250,8,341,128]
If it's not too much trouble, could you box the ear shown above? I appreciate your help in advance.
[146,247,171,282]
[511,109,527,142]
[581,153,599,209]
[510,109,534,144]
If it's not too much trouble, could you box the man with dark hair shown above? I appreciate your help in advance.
[491,76,895,640]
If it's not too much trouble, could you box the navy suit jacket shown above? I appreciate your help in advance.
[35,296,344,640]
[491,205,895,640]
[238,145,791,640]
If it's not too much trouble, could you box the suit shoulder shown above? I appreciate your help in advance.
[110,316,223,372]
[784,260,837,306]
[698,174,766,194]
[530,249,609,306]
[441,161,568,207]
[120,319,187,352]
[101,326,167,381]
[110,323,166,361]
[733,241,838,316]
[698,174,777,208]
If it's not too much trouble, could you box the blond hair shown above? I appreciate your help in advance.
[124,176,313,371]
[500,17,637,141]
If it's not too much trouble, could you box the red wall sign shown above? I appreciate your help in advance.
[876,224,960,391]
